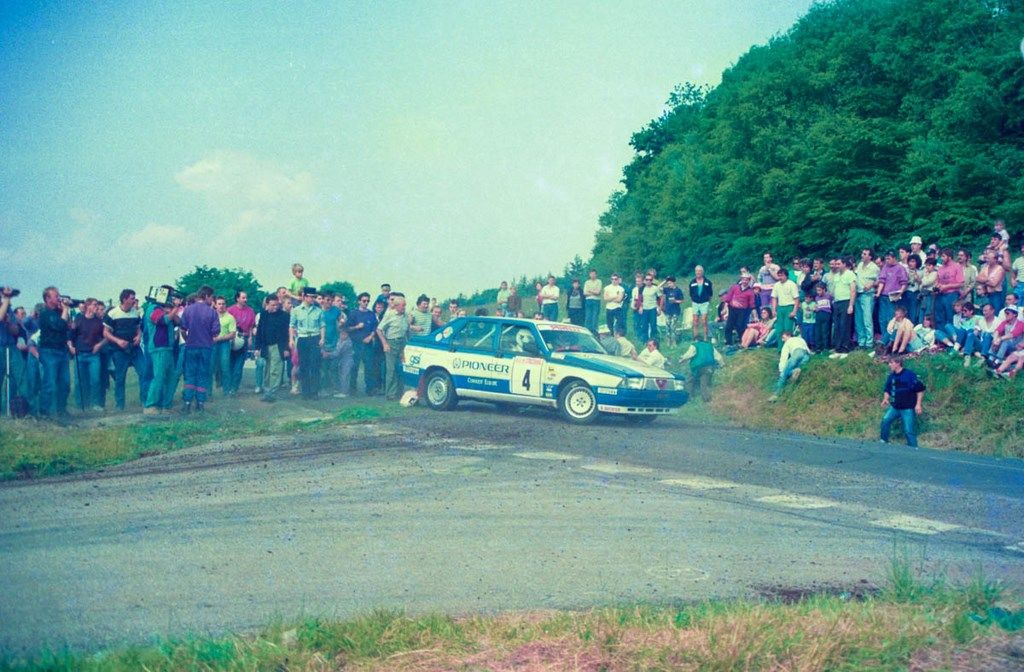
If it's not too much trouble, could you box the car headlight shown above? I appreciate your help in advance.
[619,377,645,390]
[673,379,687,391]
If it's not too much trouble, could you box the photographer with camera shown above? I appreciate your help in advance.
[37,287,73,418]
[142,291,182,415]
[103,289,149,412]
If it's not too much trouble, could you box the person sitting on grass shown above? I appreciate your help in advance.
[913,315,938,353]
[614,327,638,360]
[885,305,920,355]
[989,305,1024,365]
[768,330,810,402]
[739,307,775,349]
[991,340,1024,379]
[637,338,667,368]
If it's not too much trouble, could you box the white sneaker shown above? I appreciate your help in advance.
[332,392,348,398]
[254,386,263,394]
[790,368,801,382]
[290,383,300,395]
[828,353,840,359]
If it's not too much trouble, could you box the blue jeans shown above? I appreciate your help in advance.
[878,297,898,345]
[632,310,642,339]
[73,352,102,409]
[541,302,558,322]
[584,300,601,334]
[901,291,919,326]
[774,349,810,393]
[984,290,1005,313]
[935,292,958,333]
[145,349,176,408]
[855,293,875,347]
[214,341,232,393]
[639,309,658,342]
[800,322,817,350]
[880,406,917,447]
[111,345,148,410]
[183,347,213,403]
[229,347,247,393]
[38,348,70,416]
[351,340,379,394]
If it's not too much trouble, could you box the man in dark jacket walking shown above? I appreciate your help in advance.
[880,357,926,447]
[255,295,290,402]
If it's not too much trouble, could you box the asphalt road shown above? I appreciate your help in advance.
[2,401,1023,654]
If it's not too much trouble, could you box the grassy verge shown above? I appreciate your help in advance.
[693,347,1024,456]
[4,556,1019,671]
[0,404,389,481]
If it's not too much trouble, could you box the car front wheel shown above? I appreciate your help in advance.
[557,380,598,424]
[423,370,458,411]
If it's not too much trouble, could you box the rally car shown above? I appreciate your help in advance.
[402,316,688,424]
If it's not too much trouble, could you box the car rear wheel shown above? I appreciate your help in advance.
[557,380,598,424]
[423,370,457,411]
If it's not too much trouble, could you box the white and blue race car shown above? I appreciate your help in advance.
[402,316,688,424]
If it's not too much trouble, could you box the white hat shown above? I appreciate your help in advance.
[909,235,923,245]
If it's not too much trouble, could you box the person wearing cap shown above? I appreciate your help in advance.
[597,325,620,356]
[880,357,926,448]
[909,236,926,268]
[990,304,1024,363]
[289,287,325,400]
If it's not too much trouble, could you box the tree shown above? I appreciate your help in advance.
[319,280,356,306]
[176,266,265,305]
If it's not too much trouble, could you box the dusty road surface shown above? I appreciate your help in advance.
[2,401,1023,654]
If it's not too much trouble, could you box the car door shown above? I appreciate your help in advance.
[497,322,545,398]
[447,320,503,394]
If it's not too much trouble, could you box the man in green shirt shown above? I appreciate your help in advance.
[679,335,723,402]
[289,287,325,399]
[830,257,858,354]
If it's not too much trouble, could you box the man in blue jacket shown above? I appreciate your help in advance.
[880,356,926,448]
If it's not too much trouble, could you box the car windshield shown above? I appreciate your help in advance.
[538,328,606,354]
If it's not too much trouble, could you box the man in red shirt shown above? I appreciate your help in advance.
[227,290,256,395]
[722,275,756,346]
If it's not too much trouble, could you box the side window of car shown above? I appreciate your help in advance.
[451,320,497,352]
[499,324,539,356]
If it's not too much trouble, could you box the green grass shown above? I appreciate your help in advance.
[0,403,390,481]
[3,559,1017,671]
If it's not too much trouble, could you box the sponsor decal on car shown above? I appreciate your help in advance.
[597,387,617,395]
[451,359,510,373]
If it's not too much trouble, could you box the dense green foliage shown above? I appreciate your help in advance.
[592,0,1024,275]
[176,266,266,305]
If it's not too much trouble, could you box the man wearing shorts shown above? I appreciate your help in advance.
[689,266,713,341]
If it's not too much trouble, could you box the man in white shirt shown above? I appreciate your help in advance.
[770,269,800,346]
[636,274,662,342]
[637,339,667,369]
[603,273,626,336]
[539,275,560,322]
[583,269,603,335]
[854,248,880,348]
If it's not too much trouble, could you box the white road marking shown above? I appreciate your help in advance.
[659,476,740,491]
[757,494,837,510]
[450,443,507,451]
[1005,542,1024,554]
[513,451,581,461]
[870,515,961,535]
[582,462,654,475]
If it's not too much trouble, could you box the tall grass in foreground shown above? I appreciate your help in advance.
[4,557,1018,671]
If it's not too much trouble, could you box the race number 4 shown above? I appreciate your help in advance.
[510,357,543,397]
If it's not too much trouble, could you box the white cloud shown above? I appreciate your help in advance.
[117,223,196,250]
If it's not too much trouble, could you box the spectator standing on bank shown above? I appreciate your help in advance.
[506,285,522,317]
[876,251,908,347]
[636,273,662,342]
[854,249,880,349]
[212,296,237,395]
[377,294,410,401]
[1012,239,1024,304]
[755,253,780,311]
[496,281,510,314]
[880,357,926,448]
[104,289,148,410]
[179,285,219,412]
[37,287,72,418]
[722,275,756,346]
[679,335,723,402]
[539,275,560,322]
[830,258,857,354]
[290,287,325,400]
[934,249,964,335]
[142,296,180,415]
[660,276,684,347]
[583,270,602,335]
[227,290,255,395]
[565,278,585,326]
[255,295,290,402]
[770,269,800,345]
[346,293,380,395]
[603,273,626,336]
[70,298,106,411]
[689,266,713,341]
[976,248,1007,313]
[408,294,432,337]
[903,255,922,325]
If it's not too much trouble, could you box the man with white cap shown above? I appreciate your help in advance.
[909,235,927,268]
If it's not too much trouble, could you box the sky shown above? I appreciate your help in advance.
[0,0,815,306]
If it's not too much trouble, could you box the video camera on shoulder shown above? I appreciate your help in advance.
[59,295,84,308]
[1,287,20,299]
[146,285,184,308]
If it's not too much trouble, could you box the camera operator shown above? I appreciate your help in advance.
[37,287,73,418]
[142,292,182,415]
[103,289,148,412]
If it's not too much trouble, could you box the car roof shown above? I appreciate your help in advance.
[449,316,587,330]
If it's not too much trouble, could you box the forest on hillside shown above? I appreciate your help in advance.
[590,0,1024,276]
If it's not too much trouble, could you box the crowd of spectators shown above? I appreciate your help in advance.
[1,223,1021,422]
